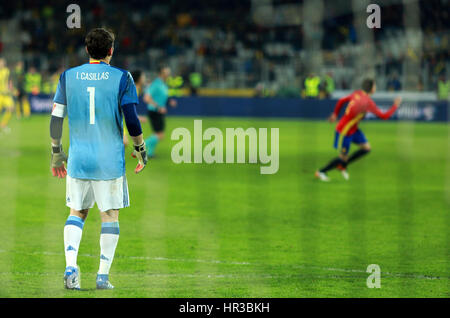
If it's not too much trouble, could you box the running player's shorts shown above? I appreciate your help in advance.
[0,94,14,110]
[66,175,129,212]
[148,110,165,133]
[334,129,368,155]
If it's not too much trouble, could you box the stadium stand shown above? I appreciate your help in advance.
[0,0,448,96]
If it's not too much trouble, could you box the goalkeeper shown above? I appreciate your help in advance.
[49,28,147,290]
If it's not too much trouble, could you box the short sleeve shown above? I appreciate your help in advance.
[119,71,139,106]
[53,72,67,105]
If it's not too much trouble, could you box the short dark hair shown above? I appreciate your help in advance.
[157,63,169,74]
[362,78,375,93]
[85,28,115,60]
[131,70,142,83]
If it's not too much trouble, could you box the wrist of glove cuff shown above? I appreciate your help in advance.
[134,142,146,152]
[52,144,62,154]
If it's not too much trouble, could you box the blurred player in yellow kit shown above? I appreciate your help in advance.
[0,58,14,133]
[12,61,31,119]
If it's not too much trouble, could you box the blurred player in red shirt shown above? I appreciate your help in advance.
[315,78,402,181]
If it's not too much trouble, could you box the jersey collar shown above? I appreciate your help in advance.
[89,60,109,65]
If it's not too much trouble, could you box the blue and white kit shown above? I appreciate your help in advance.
[52,61,138,211]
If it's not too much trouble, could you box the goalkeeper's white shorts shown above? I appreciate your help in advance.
[66,175,129,212]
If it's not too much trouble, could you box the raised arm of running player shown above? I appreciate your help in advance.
[368,96,402,120]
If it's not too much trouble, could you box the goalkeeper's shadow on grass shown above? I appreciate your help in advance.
[65,288,108,292]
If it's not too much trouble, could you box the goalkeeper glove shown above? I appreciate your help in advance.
[133,141,148,174]
[51,144,68,178]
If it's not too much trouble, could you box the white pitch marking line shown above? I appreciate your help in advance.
[0,249,445,280]
[0,271,373,280]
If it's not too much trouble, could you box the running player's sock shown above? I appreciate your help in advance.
[144,135,152,149]
[98,222,120,275]
[64,215,85,268]
[145,134,159,156]
[320,157,345,173]
[346,149,370,166]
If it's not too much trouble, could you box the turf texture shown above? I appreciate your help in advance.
[0,115,448,297]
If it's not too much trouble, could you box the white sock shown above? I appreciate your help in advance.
[98,222,120,275]
[64,215,85,268]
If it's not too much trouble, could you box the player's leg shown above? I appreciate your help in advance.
[146,132,164,157]
[145,111,165,157]
[149,112,165,156]
[92,175,129,289]
[345,142,371,166]
[336,152,350,180]
[144,110,157,154]
[21,95,31,118]
[63,208,89,289]
[64,208,89,267]
[14,94,22,119]
[343,130,371,168]
[316,155,345,180]
[316,131,349,181]
[0,95,13,132]
[62,207,88,290]
[337,130,369,180]
[97,209,120,289]
[0,98,3,128]
[155,130,165,144]
[64,176,95,289]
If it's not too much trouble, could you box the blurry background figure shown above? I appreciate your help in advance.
[303,73,321,99]
[124,70,148,147]
[437,75,450,100]
[11,61,30,119]
[24,66,41,96]
[322,72,335,98]
[41,67,59,95]
[143,65,177,157]
[41,70,52,95]
[0,0,446,99]
[131,70,148,123]
[254,83,265,98]
[386,72,402,91]
[0,58,14,133]
[255,82,277,98]
[167,74,184,97]
[188,71,202,96]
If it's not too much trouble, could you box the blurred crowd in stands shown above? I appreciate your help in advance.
[0,0,449,99]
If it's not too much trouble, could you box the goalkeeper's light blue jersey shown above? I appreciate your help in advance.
[53,61,138,180]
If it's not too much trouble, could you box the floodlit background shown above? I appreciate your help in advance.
[1,0,449,95]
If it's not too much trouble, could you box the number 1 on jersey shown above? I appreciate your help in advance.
[87,87,95,124]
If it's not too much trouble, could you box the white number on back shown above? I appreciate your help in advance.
[87,86,95,125]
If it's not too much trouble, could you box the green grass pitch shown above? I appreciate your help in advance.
[0,114,448,297]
